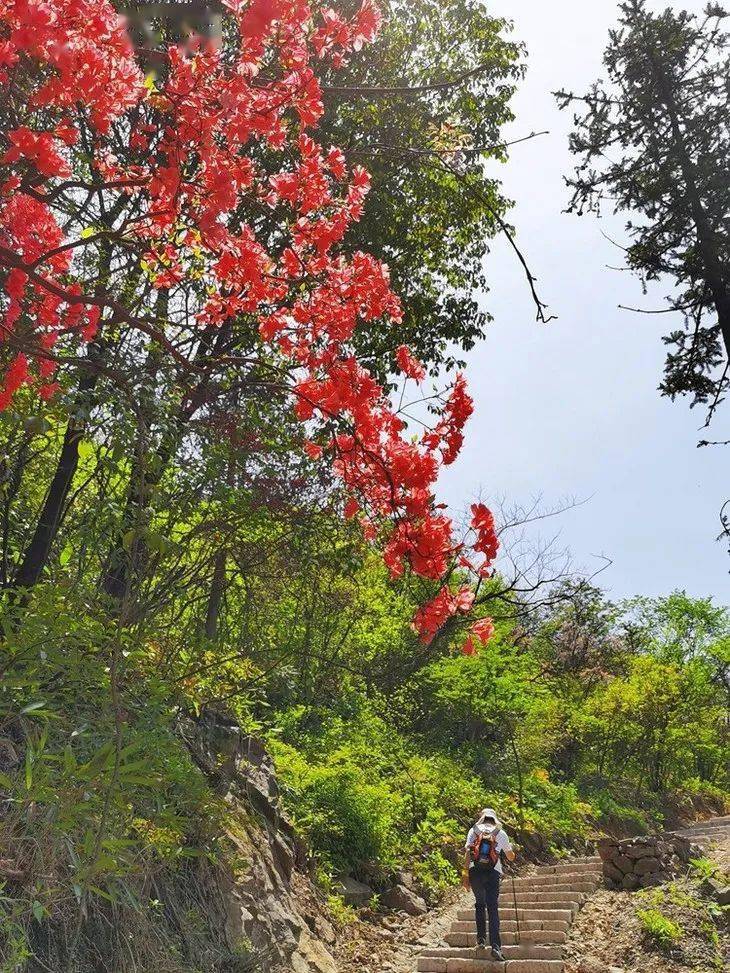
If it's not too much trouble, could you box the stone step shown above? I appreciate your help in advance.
[511,886,589,895]
[512,870,601,882]
[446,930,566,947]
[457,908,574,923]
[417,951,563,972]
[679,822,730,831]
[434,943,562,960]
[510,873,601,891]
[478,890,586,912]
[498,897,583,911]
[452,920,570,934]
[501,904,579,917]
[523,874,598,884]
[680,827,729,838]
[687,815,730,826]
[674,818,730,836]
[508,892,587,905]
[534,860,600,874]
[510,878,598,892]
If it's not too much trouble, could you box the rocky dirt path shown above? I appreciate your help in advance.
[336,857,603,973]
[337,816,729,973]
[416,858,602,973]
[335,885,465,973]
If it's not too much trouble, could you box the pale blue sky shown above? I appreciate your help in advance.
[439,0,730,602]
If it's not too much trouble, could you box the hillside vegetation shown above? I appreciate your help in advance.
[2,491,728,967]
[0,1,728,971]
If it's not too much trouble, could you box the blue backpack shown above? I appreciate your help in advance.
[470,829,499,870]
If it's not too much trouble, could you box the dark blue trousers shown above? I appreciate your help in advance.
[469,866,501,947]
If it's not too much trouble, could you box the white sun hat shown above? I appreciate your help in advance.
[477,807,502,829]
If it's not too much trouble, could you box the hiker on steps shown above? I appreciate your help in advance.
[462,807,515,962]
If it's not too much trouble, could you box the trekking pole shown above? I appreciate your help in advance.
[510,867,520,945]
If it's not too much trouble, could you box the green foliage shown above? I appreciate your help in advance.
[689,857,721,882]
[558,1,730,407]
[326,894,358,928]
[636,874,726,969]
[269,689,594,896]
[272,742,399,876]
[0,585,232,971]
[406,809,461,897]
[321,0,525,378]
[253,577,729,897]
[637,908,683,950]
[588,790,654,835]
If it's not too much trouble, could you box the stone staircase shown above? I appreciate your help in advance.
[674,814,730,843]
[416,857,602,973]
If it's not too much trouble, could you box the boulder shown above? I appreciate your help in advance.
[634,857,661,876]
[603,862,624,884]
[337,876,374,907]
[270,830,296,882]
[614,854,634,874]
[598,839,619,861]
[380,884,427,916]
[291,927,339,973]
[638,872,665,888]
[622,873,640,890]
[625,843,656,860]
[303,912,336,945]
[700,877,730,906]
[671,836,704,862]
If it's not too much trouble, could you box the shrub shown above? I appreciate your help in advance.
[637,909,683,950]
[326,894,358,928]
[269,698,603,898]
[268,738,400,877]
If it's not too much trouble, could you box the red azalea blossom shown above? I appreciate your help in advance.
[471,617,495,645]
[0,352,29,410]
[470,502,499,570]
[3,126,71,179]
[395,344,426,382]
[0,0,500,649]
[461,636,477,656]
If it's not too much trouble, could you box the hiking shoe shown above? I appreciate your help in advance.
[491,946,506,961]
[475,937,487,949]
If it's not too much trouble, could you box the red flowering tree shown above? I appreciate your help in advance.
[0,0,498,648]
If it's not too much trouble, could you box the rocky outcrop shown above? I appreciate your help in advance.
[180,709,339,973]
[598,833,703,890]
[336,875,375,907]
[379,884,427,916]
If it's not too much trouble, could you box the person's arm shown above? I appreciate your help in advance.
[499,831,516,863]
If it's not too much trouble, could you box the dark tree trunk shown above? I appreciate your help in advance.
[12,353,101,590]
[11,223,119,593]
[204,549,227,640]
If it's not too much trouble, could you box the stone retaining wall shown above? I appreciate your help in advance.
[598,833,703,890]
